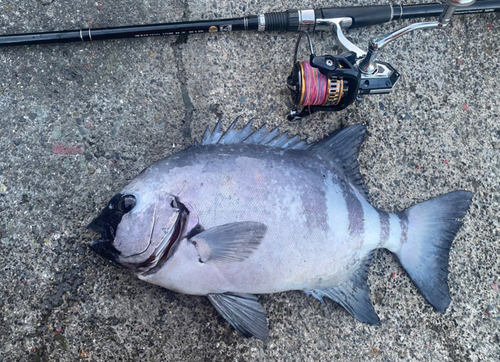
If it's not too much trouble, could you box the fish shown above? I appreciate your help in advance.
[87,119,472,340]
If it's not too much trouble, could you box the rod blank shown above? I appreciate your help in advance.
[0,1,499,47]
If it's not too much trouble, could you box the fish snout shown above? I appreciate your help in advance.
[88,237,121,264]
[87,218,121,264]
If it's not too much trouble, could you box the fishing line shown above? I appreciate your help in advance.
[299,61,328,106]
[307,105,330,137]
[293,61,344,107]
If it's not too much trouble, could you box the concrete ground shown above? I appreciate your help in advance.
[0,0,499,361]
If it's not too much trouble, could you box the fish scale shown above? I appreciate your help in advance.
[88,120,472,340]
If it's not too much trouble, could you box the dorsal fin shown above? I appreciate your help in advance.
[310,124,370,202]
[199,118,312,150]
[197,120,368,199]
[202,117,224,145]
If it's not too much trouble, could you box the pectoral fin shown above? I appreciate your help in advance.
[208,292,269,341]
[189,221,267,263]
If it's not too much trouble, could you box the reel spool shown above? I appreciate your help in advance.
[288,61,346,108]
[287,32,361,121]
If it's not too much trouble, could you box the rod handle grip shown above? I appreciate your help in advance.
[264,10,299,31]
[317,5,394,29]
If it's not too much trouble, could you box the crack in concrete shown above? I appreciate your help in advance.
[171,0,194,142]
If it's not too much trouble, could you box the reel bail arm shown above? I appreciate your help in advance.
[359,0,477,74]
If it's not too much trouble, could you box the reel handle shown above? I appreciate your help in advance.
[359,0,476,74]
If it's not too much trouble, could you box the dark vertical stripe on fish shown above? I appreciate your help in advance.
[341,180,364,248]
[377,209,390,248]
[396,211,409,245]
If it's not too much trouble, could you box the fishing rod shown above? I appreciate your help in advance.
[1,1,498,119]
[0,1,498,46]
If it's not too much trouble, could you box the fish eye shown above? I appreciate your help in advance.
[119,195,136,213]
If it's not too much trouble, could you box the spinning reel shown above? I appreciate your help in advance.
[287,0,476,120]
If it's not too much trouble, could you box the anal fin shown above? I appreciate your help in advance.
[208,292,269,341]
[306,255,380,325]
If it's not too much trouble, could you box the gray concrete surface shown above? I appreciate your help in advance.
[0,0,499,361]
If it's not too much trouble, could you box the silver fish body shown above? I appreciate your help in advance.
[88,121,472,340]
[135,143,387,294]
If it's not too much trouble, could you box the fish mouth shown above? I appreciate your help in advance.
[87,193,128,264]
[88,237,121,264]
[88,220,122,265]
[88,195,189,274]
[121,206,187,275]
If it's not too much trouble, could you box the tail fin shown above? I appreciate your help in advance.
[394,191,472,313]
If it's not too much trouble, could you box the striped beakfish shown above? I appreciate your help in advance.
[88,120,472,340]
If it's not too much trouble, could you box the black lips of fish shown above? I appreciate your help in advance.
[88,193,189,274]
[87,193,135,265]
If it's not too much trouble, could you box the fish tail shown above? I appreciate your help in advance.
[388,190,472,313]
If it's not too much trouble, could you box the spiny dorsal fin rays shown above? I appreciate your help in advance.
[202,125,212,145]
[258,127,280,145]
[199,118,313,150]
[290,139,310,150]
[281,134,301,148]
[218,118,257,145]
[198,118,327,152]
[218,117,240,145]
[242,123,268,145]
[234,119,254,143]
[211,117,224,143]
[268,132,292,148]
[201,117,224,145]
